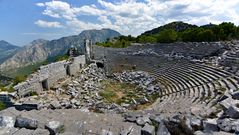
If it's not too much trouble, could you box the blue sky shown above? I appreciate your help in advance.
[0,0,239,46]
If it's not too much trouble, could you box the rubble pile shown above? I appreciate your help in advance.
[114,71,161,94]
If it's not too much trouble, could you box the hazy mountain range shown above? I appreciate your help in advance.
[0,40,20,63]
[0,29,121,71]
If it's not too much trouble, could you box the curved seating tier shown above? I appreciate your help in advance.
[107,55,239,116]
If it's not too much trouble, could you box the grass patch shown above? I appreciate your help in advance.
[99,80,161,110]
[0,101,6,111]
[0,86,15,93]
[29,91,38,96]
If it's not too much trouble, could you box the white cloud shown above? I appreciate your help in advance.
[36,3,45,7]
[36,0,239,36]
[35,20,63,28]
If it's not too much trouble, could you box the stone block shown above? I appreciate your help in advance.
[45,121,64,135]
[157,122,170,135]
[15,116,38,129]
[141,123,155,135]
[0,116,15,128]
[203,119,219,132]
[217,118,232,132]
[226,105,239,118]
[231,91,239,100]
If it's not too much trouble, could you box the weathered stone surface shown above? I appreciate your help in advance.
[219,97,234,110]
[124,113,137,122]
[190,117,202,130]
[231,91,239,100]
[157,122,171,135]
[217,118,232,132]
[0,116,15,128]
[15,116,38,129]
[136,116,151,126]
[50,101,61,109]
[101,129,114,135]
[149,115,162,124]
[120,126,133,135]
[0,127,18,135]
[32,128,50,135]
[45,121,64,135]
[226,105,239,118]
[141,123,155,135]
[203,119,219,132]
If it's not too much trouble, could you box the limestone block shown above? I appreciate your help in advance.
[15,116,38,129]
[203,119,219,132]
[226,105,239,119]
[45,121,64,135]
[0,116,15,128]
[141,123,155,135]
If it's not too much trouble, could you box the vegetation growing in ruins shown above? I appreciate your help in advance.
[0,86,15,93]
[96,22,239,47]
[0,101,6,111]
[99,80,160,110]
[96,37,131,48]
[29,91,38,96]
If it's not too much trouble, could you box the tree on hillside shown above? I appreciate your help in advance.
[197,29,216,42]
[156,29,178,43]
[137,35,157,43]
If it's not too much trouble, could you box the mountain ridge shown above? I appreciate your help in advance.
[0,29,121,71]
[0,40,20,63]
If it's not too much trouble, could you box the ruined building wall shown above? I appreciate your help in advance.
[14,55,86,97]
[38,60,68,89]
[68,55,86,76]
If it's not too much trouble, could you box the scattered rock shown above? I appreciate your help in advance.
[101,129,113,135]
[203,119,219,132]
[136,116,151,126]
[0,116,15,128]
[226,105,239,119]
[124,113,137,122]
[120,126,133,135]
[50,101,61,109]
[157,122,171,135]
[217,118,232,132]
[45,121,64,135]
[141,123,155,135]
[15,116,38,129]
[231,91,239,100]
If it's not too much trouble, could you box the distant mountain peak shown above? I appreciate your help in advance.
[0,29,121,71]
[0,40,20,63]
[0,40,19,48]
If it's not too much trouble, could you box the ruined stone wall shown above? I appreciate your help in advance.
[68,55,86,76]
[14,55,86,97]
[38,60,68,88]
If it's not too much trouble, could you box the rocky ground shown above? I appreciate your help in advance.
[16,64,162,114]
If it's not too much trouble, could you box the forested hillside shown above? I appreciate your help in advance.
[96,22,239,48]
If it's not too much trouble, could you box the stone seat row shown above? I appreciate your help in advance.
[140,62,239,115]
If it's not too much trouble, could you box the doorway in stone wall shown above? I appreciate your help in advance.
[66,65,70,76]
[96,62,104,68]
[41,79,49,90]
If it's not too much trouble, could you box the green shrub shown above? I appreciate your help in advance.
[29,91,38,96]
[14,75,26,85]
[0,101,6,111]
